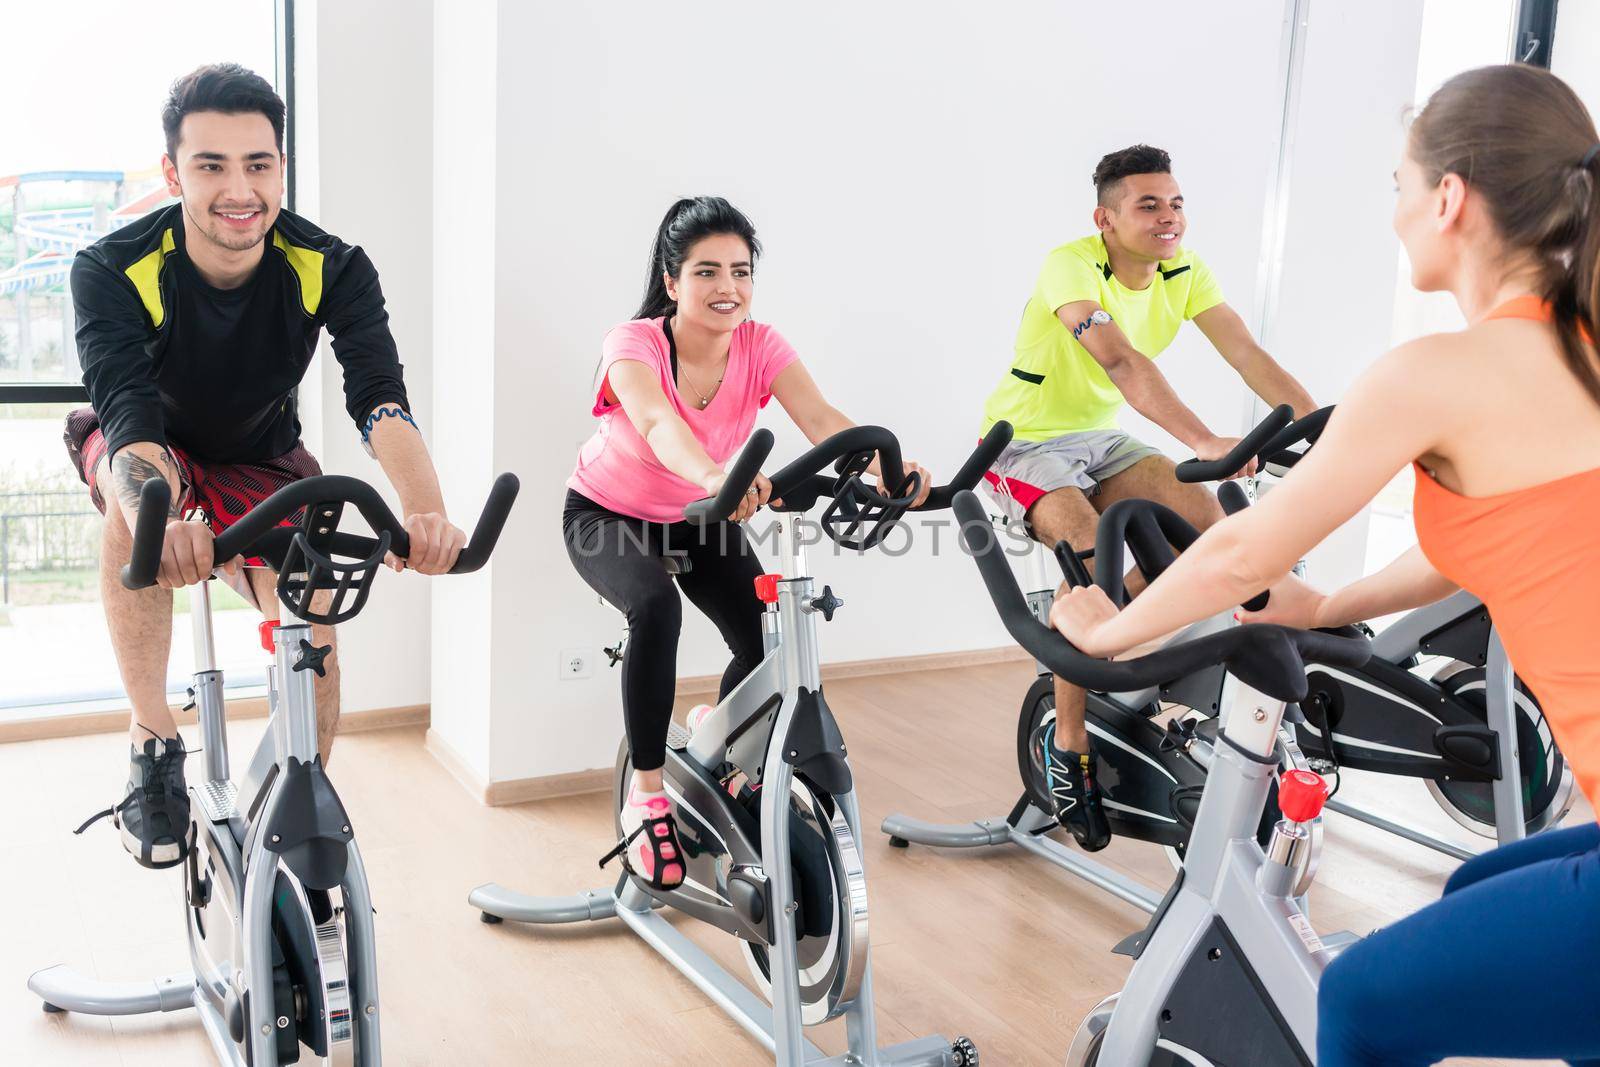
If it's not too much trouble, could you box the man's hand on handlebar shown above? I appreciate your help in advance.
[1236,572,1329,630]
[1194,435,1258,480]
[390,512,467,574]
[156,515,241,589]
[875,458,933,508]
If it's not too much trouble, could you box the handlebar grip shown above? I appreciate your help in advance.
[919,421,1015,510]
[1175,404,1295,483]
[1259,404,1334,459]
[1217,480,1251,516]
[683,429,775,525]
[1293,627,1374,670]
[449,473,521,574]
[120,478,173,590]
[1054,539,1093,589]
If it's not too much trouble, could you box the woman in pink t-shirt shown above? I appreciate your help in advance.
[566,197,932,889]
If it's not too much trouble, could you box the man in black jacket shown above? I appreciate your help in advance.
[68,64,461,869]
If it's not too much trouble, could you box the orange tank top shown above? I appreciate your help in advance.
[1411,294,1600,815]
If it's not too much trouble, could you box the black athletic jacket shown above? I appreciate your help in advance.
[72,203,409,463]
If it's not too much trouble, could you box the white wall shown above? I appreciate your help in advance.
[457,0,1295,784]
[295,0,436,714]
[1249,0,1427,588]
[279,0,1428,788]
[429,0,501,777]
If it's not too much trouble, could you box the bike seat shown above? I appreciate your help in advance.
[662,553,691,576]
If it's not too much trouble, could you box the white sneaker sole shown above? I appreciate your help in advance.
[114,812,183,867]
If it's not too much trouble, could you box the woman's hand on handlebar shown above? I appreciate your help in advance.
[156,516,241,589]
[1048,583,1123,658]
[1194,435,1258,479]
[1236,572,1329,629]
[703,470,779,522]
[389,511,467,574]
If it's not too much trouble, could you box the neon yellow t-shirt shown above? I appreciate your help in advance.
[982,234,1224,441]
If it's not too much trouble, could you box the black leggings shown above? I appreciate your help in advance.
[563,490,767,771]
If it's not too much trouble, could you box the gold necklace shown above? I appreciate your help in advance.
[678,360,726,408]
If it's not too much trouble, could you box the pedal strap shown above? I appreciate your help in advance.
[599,811,686,891]
[73,803,121,836]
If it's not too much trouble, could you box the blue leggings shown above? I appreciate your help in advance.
[1318,821,1600,1066]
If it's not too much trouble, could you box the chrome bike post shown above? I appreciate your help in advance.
[271,615,320,766]
[190,580,229,784]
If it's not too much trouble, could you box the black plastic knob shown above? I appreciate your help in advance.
[810,585,844,622]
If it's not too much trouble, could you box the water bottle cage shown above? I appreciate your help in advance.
[275,511,392,626]
[819,449,921,551]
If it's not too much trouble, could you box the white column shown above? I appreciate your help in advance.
[296,0,437,715]
[429,0,501,784]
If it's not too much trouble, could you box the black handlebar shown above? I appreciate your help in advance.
[768,424,906,504]
[121,472,521,590]
[953,490,1370,702]
[1258,404,1334,471]
[680,421,1016,526]
[682,429,776,526]
[120,478,173,590]
[1174,404,1295,483]
[920,422,1014,510]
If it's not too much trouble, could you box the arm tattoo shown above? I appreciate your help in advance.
[112,450,181,518]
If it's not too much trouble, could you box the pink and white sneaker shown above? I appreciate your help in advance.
[603,786,686,890]
[685,703,716,736]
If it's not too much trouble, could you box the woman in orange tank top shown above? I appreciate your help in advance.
[1051,65,1600,1066]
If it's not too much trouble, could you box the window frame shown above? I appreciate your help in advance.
[0,0,295,406]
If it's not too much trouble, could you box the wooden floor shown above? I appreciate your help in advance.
[2,660,1588,1066]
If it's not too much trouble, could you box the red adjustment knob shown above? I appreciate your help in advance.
[1277,769,1329,823]
[258,620,281,654]
[754,573,783,604]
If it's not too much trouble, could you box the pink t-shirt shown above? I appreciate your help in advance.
[567,317,799,522]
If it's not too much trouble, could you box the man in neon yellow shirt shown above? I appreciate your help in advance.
[982,144,1315,850]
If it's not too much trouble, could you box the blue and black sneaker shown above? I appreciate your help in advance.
[1033,722,1111,852]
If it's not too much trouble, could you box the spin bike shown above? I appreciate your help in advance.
[31,471,519,1066]
[950,488,1373,1065]
[881,408,1319,916]
[470,424,1010,1066]
[1230,405,1574,859]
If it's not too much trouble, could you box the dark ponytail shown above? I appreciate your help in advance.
[633,196,762,320]
[1565,149,1600,404]
[1410,65,1600,409]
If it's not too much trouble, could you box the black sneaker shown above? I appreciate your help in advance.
[1036,723,1111,852]
[75,732,191,869]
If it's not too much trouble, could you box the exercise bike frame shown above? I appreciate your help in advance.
[1068,674,1331,1065]
[30,571,383,1067]
[1300,590,1560,856]
[32,471,518,1067]
[880,528,1321,918]
[471,427,989,1067]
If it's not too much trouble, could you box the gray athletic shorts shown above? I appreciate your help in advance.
[981,429,1163,524]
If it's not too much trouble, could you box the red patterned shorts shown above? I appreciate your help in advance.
[64,407,322,570]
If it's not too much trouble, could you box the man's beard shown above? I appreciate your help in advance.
[183,196,269,253]
[203,219,268,252]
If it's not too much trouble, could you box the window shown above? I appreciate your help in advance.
[1,1,285,720]
[1364,0,1519,585]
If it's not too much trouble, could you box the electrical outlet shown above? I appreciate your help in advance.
[560,648,593,680]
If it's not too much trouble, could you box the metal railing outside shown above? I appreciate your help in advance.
[0,490,97,605]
